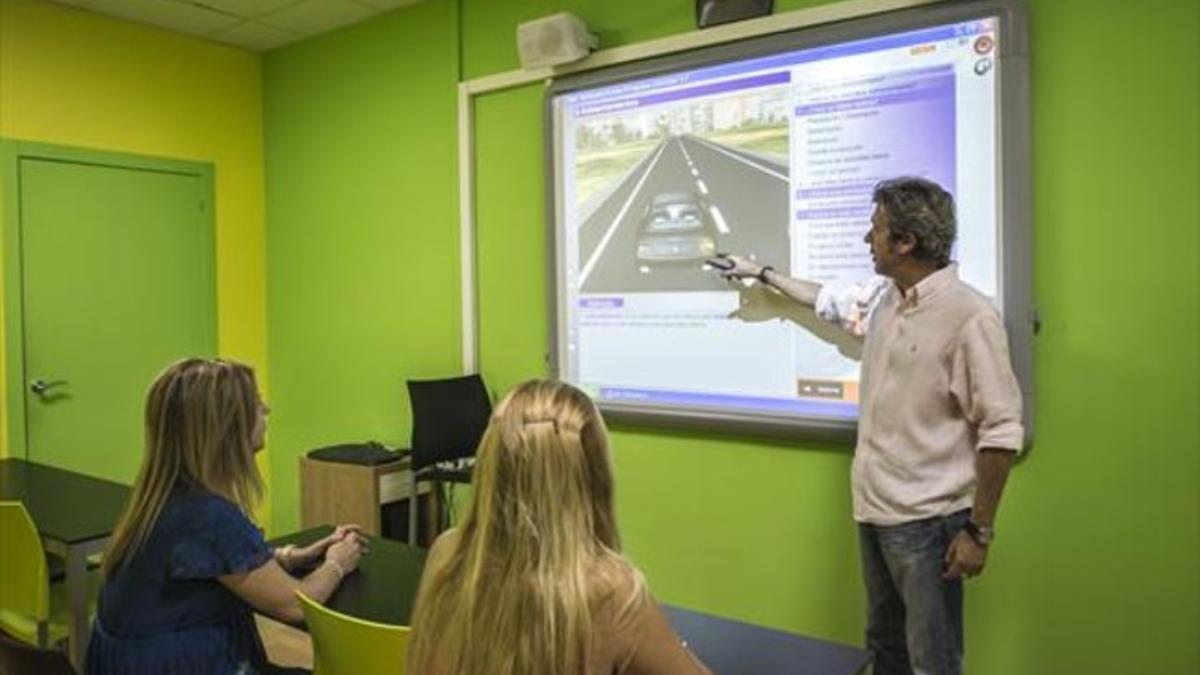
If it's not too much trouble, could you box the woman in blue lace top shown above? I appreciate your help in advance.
[86,358,367,675]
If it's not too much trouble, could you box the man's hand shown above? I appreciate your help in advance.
[708,253,763,281]
[942,530,988,581]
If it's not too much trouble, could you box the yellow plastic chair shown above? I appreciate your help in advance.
[296,591,410,675]
[0,501,71,647]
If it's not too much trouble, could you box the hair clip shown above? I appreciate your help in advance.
[523,419,559,433]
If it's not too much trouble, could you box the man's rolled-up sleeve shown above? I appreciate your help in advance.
[951,311,1025,452]
[816,275,890,337]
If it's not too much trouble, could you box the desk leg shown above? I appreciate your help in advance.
[62,538,105,670]
[408,472,418,546]
[425,487,443,546]
[65,544,89,669]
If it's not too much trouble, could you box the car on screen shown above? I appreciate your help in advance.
[635,192,717,264]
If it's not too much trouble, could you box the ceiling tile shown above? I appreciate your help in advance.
[354,0,425,10]
[260,0,376,36]
[87,0,239,37]
[209,20,299,51]
[191,0,301,19]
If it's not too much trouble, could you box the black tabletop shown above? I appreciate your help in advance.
[0,459,131,544]
[270,526,427,625]
[271,527,870,675]
[664,606,870,675]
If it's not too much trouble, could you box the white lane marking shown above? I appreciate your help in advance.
[679,141,694,166]
[690,135,788,182]
[709,205,730,234]
[696,179,709,195]
[579,141,668,285]
[691,167,699,177]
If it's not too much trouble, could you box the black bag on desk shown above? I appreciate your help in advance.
[306,441,404,466]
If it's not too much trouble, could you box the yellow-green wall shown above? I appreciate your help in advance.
[2,1,1197,672]
[264,1,1199,673]
[0,0,269,518]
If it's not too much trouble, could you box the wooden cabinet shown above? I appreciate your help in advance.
[299,455,439,543]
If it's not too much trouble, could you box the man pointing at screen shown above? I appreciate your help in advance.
[715,177,1024,675]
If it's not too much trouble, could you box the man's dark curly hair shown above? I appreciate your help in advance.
[872,177,957,267]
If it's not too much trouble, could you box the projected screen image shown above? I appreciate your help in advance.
[551,13,1015,428]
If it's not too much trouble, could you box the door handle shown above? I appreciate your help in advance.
[30,378,69,396]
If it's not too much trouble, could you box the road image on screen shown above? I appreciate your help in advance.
[552,16,1005,426]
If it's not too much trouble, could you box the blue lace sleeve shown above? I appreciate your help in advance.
[168,494,273,580]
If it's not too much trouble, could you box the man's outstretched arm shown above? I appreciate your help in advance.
[711,253,822,308]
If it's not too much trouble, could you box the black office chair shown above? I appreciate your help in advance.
[405,374,492,546]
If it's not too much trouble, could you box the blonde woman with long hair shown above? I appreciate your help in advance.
[409,380,712,675]
[86,358,366,675]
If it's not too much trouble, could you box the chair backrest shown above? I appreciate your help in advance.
[0,631,76,675]
[407,374,492,471]
[297,591,410,675]
[0,502,50,624]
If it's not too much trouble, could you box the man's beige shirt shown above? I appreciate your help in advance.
[851,264,1024,525]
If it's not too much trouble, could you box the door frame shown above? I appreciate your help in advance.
[1,139,216,458]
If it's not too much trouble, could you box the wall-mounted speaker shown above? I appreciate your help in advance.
[696,0,774,28]
[517,12,599,70]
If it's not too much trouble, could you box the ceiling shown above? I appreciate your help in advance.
[43,0,427,51]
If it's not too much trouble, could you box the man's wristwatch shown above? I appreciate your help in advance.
[963,519,994,546]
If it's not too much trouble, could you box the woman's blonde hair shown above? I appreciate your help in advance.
[409,379,646,675]
[103,358,263,575]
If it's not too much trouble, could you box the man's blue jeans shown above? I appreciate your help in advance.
[858,510,968,675]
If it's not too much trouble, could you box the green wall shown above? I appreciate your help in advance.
[264,0,1199,673]
[263,0,462,536]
